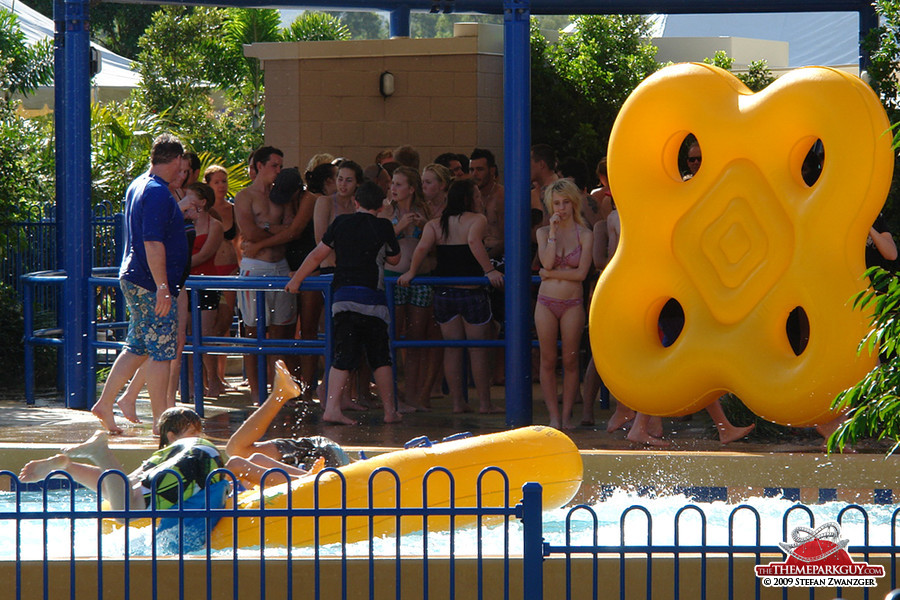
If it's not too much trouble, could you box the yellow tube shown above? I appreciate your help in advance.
[209,426,583,550]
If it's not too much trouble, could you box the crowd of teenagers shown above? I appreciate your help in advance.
[85,134,896,446]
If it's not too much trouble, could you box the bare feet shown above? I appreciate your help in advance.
[479,405,504,414]
[548,418,561,430]
[397,401,419,414]
[206,381,226,399]
[272,360,302,403]
[718,423,755,444]
[322,411,357,425]
[63,430,114,463]
[341,400,368,412]
[626,429,671,447]
[19,454,71,482]
[115,397,141,424]
[383,410,402,424]
[90,401,123,434]
[606,405,636,433]
[453,403,473,414]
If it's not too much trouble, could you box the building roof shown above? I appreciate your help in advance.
[2,0,140,89]
[659,12,859,68]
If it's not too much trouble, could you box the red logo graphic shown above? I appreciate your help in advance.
[779,522,850,564]
[755,521,884,587]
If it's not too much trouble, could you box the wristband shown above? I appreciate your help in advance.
[158,283,168,290]
[484,269,496,275]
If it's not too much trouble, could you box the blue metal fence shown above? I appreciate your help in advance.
[2,469,898,600]
[20,272,537,411]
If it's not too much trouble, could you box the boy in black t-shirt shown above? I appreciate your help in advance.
[285,181,402,425]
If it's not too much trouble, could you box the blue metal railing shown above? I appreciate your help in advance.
[3,467,899,600]
[0,465,525,600]
[21,271,542,410]
[542,502,900,600]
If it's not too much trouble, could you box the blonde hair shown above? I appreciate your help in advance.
[422,163,452,190]
[305,153,335,174]
[392,165,430,219]
[543,178,587,227]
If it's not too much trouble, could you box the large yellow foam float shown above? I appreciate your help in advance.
[591,63,894,426]
[103,427,583,551]
[209,426,583,550]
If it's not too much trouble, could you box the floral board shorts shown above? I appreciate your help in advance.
[121,279,178,361]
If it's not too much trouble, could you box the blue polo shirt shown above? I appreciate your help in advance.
[119,172,189,295]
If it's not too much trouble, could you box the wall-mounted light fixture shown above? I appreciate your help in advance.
[380,71,395,98]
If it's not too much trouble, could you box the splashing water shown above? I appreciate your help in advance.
[1,488,896,560]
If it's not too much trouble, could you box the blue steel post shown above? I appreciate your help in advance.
[56,0,92,409]
[520,482,544,600]
[859,3,878,73]
[389,7,410,37]
[503,0,532,426]
[53,0,66,270]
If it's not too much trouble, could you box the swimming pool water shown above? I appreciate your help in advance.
[2,488,897,559]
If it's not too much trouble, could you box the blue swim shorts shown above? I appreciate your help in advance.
[121,279,178,361]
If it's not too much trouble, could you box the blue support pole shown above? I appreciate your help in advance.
[859,3,878,73]
[503,0,532,427]
[55,0,93,409]
[53,0,66,270]
[389,6,410,37]
[520,482,544,600]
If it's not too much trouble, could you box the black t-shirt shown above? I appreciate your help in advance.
[323,212,400,291]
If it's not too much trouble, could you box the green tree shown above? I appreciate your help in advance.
[703,51,775,92]
[135,7,225,123]
[411,13,501,38]
[29,0,160,59]
[90,98,173,209]
[219,8,283,132]
[738,59,776,92]
[0,9,53,99]
[861,0,900,237]
[0,9,54,219]
[324,11,387,39]
[283,11,350,42]
[830,268,900,453]
[532,15,658,167]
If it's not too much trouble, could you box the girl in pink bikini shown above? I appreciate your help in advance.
[535,179,593,430]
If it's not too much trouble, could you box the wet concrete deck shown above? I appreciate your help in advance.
[0,379,861,455]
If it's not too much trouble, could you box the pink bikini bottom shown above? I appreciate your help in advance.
[537,294,583,320]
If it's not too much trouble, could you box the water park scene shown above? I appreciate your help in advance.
[4,0,900,598]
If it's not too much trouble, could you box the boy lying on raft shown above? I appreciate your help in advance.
[20,365,351,502]
[224,359,351,487]
[19,407,227,514]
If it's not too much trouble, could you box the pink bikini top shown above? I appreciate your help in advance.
[553,229,582,269]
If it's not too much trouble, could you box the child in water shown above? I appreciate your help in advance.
[19,407,227,512]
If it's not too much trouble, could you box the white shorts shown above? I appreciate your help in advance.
[237,257,296,327]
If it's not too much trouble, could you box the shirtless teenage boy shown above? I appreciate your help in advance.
[469,148,505,262]
[234,146,295,399]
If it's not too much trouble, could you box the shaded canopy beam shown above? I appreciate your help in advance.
[104,0,872,14]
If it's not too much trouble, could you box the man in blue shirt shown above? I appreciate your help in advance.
[91,134,189,436]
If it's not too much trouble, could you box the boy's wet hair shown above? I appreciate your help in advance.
[157,407,202,449]
[356,180,386,210]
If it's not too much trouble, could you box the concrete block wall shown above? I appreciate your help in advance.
[247,24,505,173]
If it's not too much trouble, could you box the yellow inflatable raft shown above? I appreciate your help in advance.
[209,426,583,550]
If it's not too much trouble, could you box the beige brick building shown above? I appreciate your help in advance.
[246,23,505,171]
